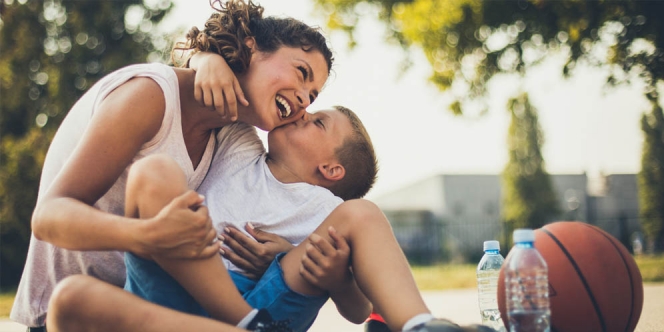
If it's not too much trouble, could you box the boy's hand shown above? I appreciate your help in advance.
[137,191,219,260]
[189,52,249,121]
[300,226,352,292]
[219,223,293,279]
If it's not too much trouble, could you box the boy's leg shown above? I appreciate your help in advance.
[47,275,245,332]
[125,154,252,324]
[279,199,430,332]
[365,319,391,332]
[365,313,391,332]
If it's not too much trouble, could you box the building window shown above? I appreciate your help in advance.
[484,202,496,216]
[453,202,464,216]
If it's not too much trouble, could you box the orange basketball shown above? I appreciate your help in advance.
[497,221,644,332]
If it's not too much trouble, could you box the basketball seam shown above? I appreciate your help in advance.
[541,227,607,332]
[578,223,636,332]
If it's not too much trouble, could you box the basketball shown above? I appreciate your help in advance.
[497,221,644,332]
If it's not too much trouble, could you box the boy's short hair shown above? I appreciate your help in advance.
[327,106,378,200]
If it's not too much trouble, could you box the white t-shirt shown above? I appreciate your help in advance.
[11,63,216,327]
[198,123,343,274]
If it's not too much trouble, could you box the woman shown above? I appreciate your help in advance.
[11,1,333,330]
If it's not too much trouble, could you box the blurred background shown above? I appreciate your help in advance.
[1,0,664,302]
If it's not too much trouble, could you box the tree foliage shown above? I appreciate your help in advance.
[0,0,172,289]
[638,96,664,253]
[315,0,663,113]
[501,94,558,242]
[315,0,664,250]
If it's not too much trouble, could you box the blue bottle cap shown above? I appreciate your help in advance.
[513,229,535,243]
[483,240,500,251]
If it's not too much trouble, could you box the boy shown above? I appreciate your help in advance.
[124,106,371,330]
[121,107,492,332]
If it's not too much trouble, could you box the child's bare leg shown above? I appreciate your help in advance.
[47,275,245,332]
[125,154,252,324]
[279,199,430,331]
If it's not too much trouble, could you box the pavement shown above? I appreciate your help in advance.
[1,284,662,332]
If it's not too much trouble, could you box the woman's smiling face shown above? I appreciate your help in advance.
[237,46,329,131]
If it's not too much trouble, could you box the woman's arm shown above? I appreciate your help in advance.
[220,223,294,279]
[32,78,218,259]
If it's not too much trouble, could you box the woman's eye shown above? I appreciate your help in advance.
[298,66,308,80]
[309,95,315,103]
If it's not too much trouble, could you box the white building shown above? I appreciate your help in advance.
[373,173,639,263]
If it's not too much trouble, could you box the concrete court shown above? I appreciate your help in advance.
[1,284,662,332]
[309,284,664,332]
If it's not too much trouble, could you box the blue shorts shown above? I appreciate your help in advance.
[124,252,328,332]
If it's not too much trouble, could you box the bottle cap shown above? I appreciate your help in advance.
[513,229,535,243]
[483,240,500,251]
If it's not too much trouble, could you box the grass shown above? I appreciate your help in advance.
[411,264,478,290]
[411,254,664,291]
[635,254,664,282]
[0,290,15,318]
[0,255,662,318]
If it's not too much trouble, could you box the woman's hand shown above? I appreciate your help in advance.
[219,223,294,279]
[299,226,353,292]
[136,190,220,260]
[189,52,248,121]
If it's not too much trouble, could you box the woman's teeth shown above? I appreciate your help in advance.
[275,95,292,118]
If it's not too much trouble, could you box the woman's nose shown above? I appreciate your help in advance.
[295,90,311,108]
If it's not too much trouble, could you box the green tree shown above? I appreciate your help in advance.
[638,93,664,253]
[315,0,664,249]
[0,0,172,290]
[314,0,663,112]
[502,93,559,242]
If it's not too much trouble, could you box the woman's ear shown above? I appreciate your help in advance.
[318,163,345,182]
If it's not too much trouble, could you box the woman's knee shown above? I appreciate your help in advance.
[47,275,98,330]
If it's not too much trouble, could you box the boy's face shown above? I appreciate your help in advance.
[267,109,352,175]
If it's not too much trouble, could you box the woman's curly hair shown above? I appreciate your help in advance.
[173,0,333,74]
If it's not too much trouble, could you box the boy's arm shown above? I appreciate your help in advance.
[301,228,373,324]
[189,52,248,120]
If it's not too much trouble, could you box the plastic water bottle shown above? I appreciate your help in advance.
[477,240,506,331]
[504,229,550,332]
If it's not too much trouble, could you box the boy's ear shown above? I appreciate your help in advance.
[318,163,345,182]
[244,37,256,51]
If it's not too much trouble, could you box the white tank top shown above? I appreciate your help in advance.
[11,63,215,327]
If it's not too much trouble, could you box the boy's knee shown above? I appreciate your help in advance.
[127,154,185,195]
[333,199,387,228]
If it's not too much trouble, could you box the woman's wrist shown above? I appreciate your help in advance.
[126,217,154,258]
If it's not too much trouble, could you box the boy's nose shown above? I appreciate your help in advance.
[300,112,311,122]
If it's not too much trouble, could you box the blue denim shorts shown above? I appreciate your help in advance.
[124,252,328,332]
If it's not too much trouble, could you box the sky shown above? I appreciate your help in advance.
[160,0,650,199]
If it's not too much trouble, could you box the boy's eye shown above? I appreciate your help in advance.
[298,66,308,80]
[315,119,324,128]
